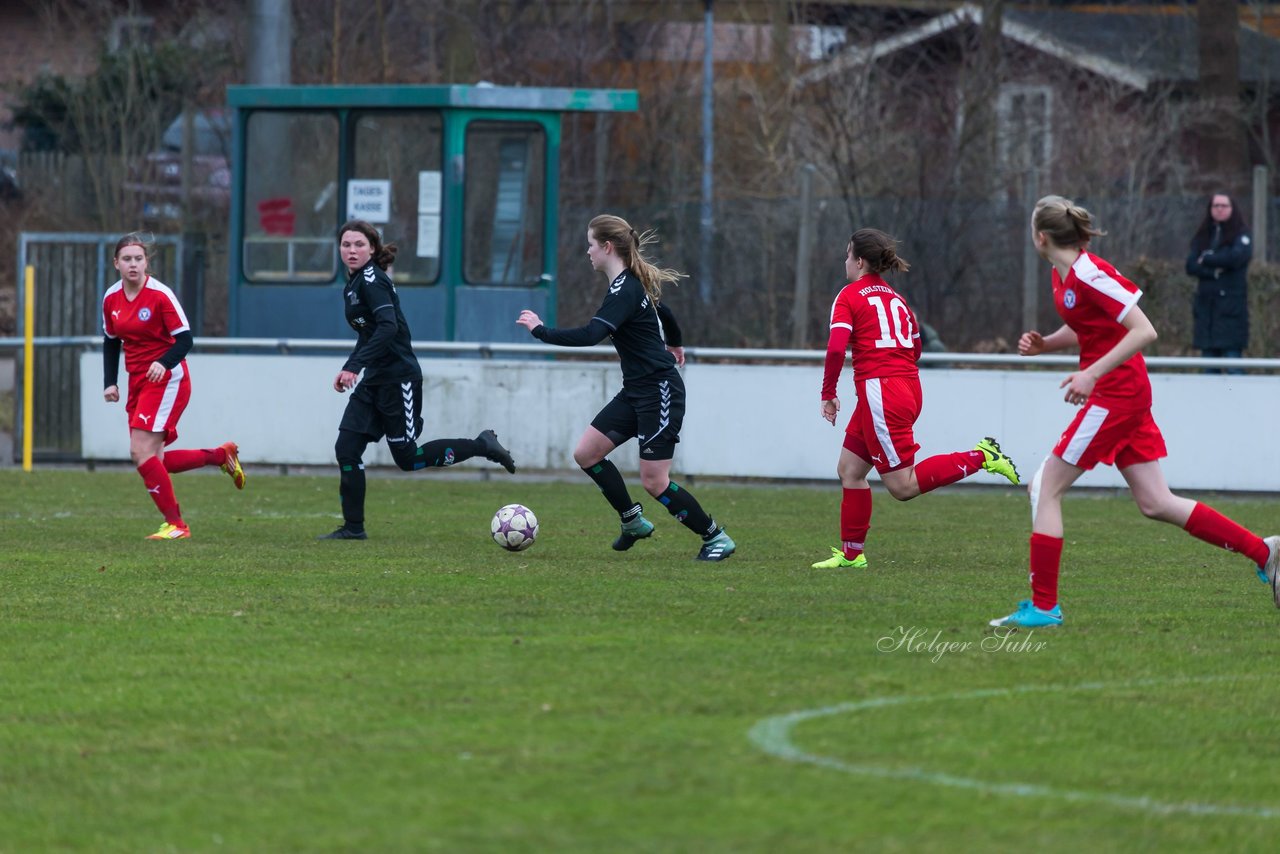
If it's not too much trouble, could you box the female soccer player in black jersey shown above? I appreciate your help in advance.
[517,214,734,560]
[319,220,516,540]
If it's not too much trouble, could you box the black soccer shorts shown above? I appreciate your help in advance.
[339,378,424,447]
[590,375,685,461]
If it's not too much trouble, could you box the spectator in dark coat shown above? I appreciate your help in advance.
[1186,193,1251,374]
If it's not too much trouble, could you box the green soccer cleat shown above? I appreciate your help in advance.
[146,521,190,540]
[975,436,1020,485]
[612,515,654,551]
[989,599,1062,628]
[811,547,868,569]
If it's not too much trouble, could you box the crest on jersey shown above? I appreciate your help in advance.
[138,307,152,321]
[609,272,625,294]
[1063,289,1076,309]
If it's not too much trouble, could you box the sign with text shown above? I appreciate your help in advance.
[346,180,391,223]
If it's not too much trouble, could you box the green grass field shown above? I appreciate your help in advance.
[2,468,1279,851]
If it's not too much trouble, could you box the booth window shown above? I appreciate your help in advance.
[463,121,546,285]
[352,111,444,284]
[243,111,340,282]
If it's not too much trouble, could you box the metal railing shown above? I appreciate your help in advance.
[2,337,1276,464]
[3,336,1280,370]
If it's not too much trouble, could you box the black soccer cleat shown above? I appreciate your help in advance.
[317,527,368,540]
[477,429,516,474]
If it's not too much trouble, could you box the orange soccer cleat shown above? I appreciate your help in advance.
[219,441,246,490]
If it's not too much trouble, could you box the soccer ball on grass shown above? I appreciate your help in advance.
[491,503,539,551]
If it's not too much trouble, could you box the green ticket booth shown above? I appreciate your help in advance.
[226,84,638,341]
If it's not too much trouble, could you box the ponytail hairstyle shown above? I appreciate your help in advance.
[589,214,687,302]
[849,228,910,274]
[337,219,397,270]
[113,230,155,260]
[1032,195,1106,250]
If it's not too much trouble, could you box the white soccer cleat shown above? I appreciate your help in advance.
[1259,535,1280,609]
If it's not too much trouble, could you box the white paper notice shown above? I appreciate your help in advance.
[417,214,440,258]
[418,171,442,214]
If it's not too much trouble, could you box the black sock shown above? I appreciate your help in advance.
[582,459,637,517]
[339,463,366,531]
[407,438,481,469]
[658,481,717,538]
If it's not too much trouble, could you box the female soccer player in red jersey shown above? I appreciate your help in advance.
[990,196,1280,627]
[814,228,1020,569]
[102,233,244,540]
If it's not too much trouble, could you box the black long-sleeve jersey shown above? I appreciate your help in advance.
[533,270,682,386]
[341,262,422,384]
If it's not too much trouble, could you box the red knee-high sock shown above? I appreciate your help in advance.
[914,450,985,494]
[138,457,183,525]
[1030,533,1063,610]
[163,447,225,474]
[1184,503,1269,566]
[840,487,872,559]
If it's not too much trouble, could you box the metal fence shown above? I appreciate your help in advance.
[557,187,1280,355]
[14,234,185,459]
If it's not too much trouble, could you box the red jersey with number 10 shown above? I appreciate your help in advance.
[822,274,921,399]
[102,276,191,376]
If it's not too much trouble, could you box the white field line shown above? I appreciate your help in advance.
[748,675,1280,819]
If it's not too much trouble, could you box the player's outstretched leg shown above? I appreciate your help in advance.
[475,429,516,473]
[651,480,735,561]
[219,441,246,489]
[975,437,1020,485]
[811,547,868,569]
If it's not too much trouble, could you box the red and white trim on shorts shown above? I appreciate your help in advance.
[1058,403,1109,467]
[151,363,185,432]
[863,378,900,469]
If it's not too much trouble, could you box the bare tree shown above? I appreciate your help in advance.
[12,0,236,230]
[1198,0,1246,190]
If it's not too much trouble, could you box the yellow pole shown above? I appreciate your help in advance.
[22,264,34,472]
